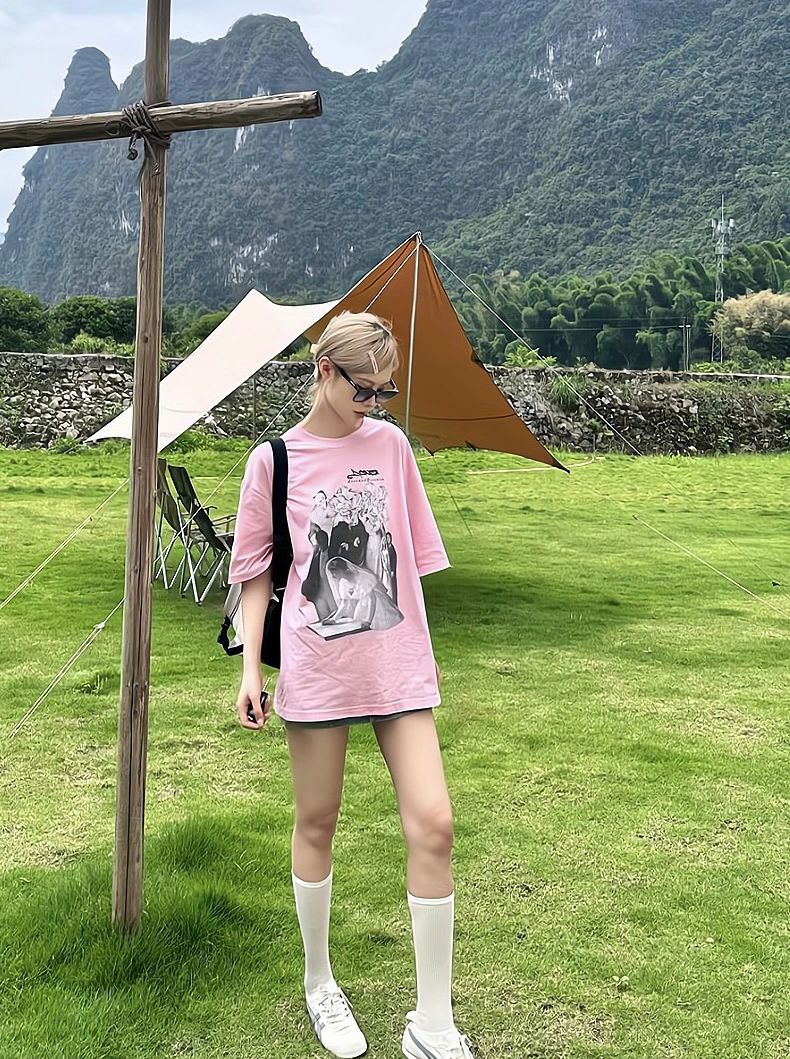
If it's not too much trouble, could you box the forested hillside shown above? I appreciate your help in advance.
[1,0,788,304]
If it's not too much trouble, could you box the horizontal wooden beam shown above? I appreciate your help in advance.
[0,91,322,151]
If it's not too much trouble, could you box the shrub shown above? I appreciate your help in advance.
[548,374,582,413]
[69,332,134,356]
[49,436,83,454]
[284,341,313,361]
[503,341,556,368]
[0,287,51,352]
[69,332,107,354]
[164,428,213,454]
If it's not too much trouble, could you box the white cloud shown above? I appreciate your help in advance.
[0,1,427,237]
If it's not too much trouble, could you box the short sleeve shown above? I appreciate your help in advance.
[399,432,451,577]
[228,442,274,584]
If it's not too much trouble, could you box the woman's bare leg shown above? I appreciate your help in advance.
[285,723,351,997]
[373,709,457,1034]
[372,709,453,896]
[285,722,350,880]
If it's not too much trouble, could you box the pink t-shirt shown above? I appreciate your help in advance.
[228,415,451,722]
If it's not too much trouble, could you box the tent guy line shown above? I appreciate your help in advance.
[430,244,656,459]
[2,377,314,738]
[0,480,129,613]
[5,251,480,734]
[0,243,424,614]
[570,466,790,622]
[429,245,789,600]
[3,231,788,733]
[5,600,125,740]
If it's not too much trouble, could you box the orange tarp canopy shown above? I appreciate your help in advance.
[312,233,564,469]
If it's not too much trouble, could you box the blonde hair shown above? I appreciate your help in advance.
[308,310,401,404]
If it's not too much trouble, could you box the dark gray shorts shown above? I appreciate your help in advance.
[282,706,432,729]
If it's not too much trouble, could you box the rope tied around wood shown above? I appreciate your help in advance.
[122,100,172,182]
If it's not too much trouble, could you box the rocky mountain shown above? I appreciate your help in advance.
[1,0,788,304]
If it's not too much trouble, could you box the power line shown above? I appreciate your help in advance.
[492,324,686,333]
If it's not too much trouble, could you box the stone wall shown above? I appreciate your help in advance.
[495,366,790,455]
[1,351,789,455]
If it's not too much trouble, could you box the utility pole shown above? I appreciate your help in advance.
[711,194,736,363]
[682,317,692,372]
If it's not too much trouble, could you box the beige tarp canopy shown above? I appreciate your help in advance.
[89,233,564,470]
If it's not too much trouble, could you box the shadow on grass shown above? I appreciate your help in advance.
[0,811,304,1056]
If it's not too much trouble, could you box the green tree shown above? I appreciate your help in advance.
[184,310,230,346]
[0,287,50,352]
[111,297,139,343]
[713,290,790,364]
[50,296,116,343]
[50,294,176,347]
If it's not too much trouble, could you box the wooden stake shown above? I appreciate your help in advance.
[111,0,170,935]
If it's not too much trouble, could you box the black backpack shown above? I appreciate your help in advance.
[217,438,293,668]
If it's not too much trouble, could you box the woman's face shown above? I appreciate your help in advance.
[317,355,394,429]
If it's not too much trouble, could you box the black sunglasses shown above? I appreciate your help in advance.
[329,359,399,403]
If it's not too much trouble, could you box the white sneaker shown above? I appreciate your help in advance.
[401,1009,475,1059]
[305,981,368,1058]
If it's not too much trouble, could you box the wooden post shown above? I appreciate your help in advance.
[112,0,170,934]
[0,0,321,936]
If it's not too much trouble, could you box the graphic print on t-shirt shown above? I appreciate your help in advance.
[300,468,404,641]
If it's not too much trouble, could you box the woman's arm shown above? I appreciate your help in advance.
[236,567,273,728]
[241,568,272,671]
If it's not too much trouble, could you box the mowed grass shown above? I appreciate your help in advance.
[0,441,788,1059]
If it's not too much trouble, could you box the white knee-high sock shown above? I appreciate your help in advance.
[292,869,337,994]
[407,888,456,1034]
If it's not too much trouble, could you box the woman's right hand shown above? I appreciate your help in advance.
[237,668,268,729]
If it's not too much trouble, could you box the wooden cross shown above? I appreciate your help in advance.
[0,0,322,934]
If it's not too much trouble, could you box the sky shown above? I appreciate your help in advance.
[0,1,427,238]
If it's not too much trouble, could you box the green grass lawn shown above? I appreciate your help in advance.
[1,441,788,1059]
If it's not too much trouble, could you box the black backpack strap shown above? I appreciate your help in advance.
[217,615,239,654]
[269,438,293,595]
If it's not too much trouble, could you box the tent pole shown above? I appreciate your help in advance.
[405,232,422,436]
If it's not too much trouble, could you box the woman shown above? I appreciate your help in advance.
[229,311,475,1059]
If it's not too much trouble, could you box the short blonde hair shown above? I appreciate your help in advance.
[308,310,401,404]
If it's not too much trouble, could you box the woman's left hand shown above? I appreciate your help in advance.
[435,660,442,687]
